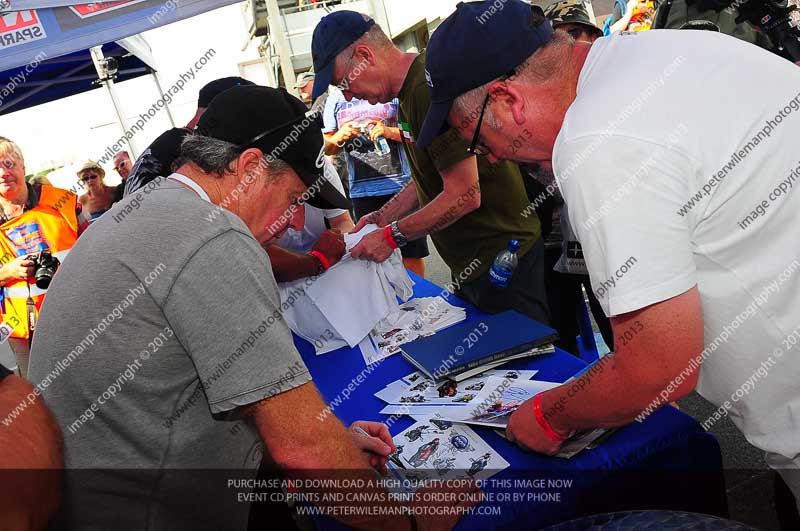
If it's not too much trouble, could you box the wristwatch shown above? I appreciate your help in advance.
[390,220,408,248]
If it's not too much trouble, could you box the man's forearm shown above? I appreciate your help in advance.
[542,297,703,434]
[250,383,412,531]
[0,376,63,531]
[376,181,420,225]
[264,245,320,282]
[383,127,403,143]
[541,354,665,433]
[395,186,478,241]
[393,156,481,241]
[329,212,355,233]
[324,133,343,156]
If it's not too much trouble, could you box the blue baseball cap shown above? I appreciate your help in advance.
[417,0,553,149]
[311,11,375,99]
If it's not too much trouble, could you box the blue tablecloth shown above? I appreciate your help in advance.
[294,274,726,530]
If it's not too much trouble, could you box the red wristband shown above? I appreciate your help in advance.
[383,225,399,249]
[309,250,331,271]
[533,393,569,442]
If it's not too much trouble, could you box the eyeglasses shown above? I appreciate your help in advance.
[80,174,99,182]
[114,162,129,172]
[468,92,492,157]
[467,69,518,157]
[335,50,357,91]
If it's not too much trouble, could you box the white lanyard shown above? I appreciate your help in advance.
[167,173,211,203]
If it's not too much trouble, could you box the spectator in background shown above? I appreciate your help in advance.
[293,70,352,198]
[113,151,132,181]
[322,89,429,277]
[607,0,655,33]
[112,151,133,203]
[124,77,255,196]
[294,69,317,107]
[0,137,88,378]
[533,0,613,355]
[0,362,62,530]
[76,161,116,220]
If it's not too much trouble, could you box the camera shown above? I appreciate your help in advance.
[26,251,61,289]
[696,0,800,62]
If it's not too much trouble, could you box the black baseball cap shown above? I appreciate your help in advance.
[311,10,375,99]
[417,0,554,148]
[197,85,351,210]
[197,77,255,108]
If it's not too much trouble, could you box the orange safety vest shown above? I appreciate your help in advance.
[0,185,79,339]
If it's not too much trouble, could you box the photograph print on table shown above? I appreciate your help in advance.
[387,420,509,488]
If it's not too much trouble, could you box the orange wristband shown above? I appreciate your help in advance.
[533,393,569,442]
[383,225,399,249]
[309,250,331,271]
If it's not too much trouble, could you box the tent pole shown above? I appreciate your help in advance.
[151,72,176,128]
[265,0,297,94]
[90,46,139,159]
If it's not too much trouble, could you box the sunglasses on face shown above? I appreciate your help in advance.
[114,162,128,172]
[80,174,99,182]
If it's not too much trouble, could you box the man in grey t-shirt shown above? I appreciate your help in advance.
[27,87,468,531]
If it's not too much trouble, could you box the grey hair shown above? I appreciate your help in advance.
[177,133,292,182]
[177,133,243,175]
[334,18,394,74]
[452,31,573,131]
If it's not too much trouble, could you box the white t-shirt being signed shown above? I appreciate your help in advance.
[277,159,348,252]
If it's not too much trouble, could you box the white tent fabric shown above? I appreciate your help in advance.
[0,0,240,72]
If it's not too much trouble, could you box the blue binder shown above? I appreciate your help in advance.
[401,310,558,381]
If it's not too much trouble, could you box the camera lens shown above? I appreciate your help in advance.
[35,267,54,289]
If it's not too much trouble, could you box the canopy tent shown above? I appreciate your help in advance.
[0,0,240,155]
[0,38,154,116]
[0,1,240,73]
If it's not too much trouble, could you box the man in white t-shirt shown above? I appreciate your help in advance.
[418,0,800,507]
[276,159,354,252]
[266,160,354,282]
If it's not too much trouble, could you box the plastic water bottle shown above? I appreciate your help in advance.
[375,136,391,155]
[489,240,520,288]
[367,124,391,155]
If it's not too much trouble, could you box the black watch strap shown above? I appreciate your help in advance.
[390,220,408,248]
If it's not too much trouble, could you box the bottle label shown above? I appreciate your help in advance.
[489,266,511,288]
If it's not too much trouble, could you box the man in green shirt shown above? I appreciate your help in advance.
[311,11,549,324]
